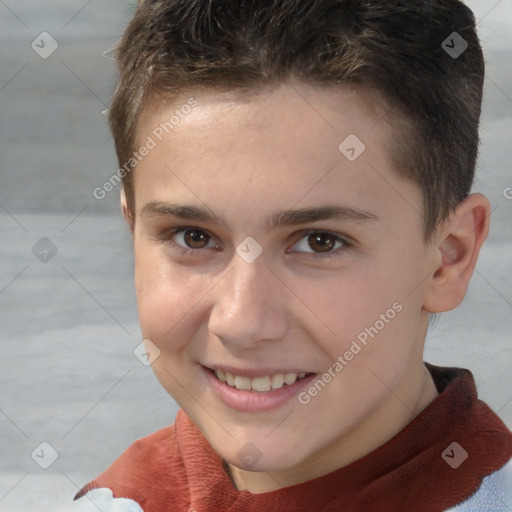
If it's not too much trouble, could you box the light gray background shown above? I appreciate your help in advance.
[0,1,511,510]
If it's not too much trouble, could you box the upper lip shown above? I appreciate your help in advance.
[203,364,315,378]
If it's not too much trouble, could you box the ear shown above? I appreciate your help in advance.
[120,187,135,233]
[423,193,491,313]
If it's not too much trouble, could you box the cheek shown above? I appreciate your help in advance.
[292,267,401,352]
[300,259,422,372]
[134,244,207,349]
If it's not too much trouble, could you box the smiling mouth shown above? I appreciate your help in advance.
[208,368,314,393]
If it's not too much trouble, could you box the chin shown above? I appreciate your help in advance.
[216,436,310,474]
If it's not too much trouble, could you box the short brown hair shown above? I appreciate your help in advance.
[109,0,484,238]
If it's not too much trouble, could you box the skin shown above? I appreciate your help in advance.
[122,82,490,493]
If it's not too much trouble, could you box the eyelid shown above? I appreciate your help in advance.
[162,226,354,261]
[160,226,220,253]
[288,228,352,257]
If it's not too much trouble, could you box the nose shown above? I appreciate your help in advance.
[208,256,288,351]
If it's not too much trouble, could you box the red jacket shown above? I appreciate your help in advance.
[76,364,512,511]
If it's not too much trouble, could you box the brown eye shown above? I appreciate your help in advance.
[163,227,218,254]
[291,230,349,259]
[182,228,211,249]
[307,232,336,253]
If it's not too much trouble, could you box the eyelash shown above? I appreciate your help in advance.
[161,227,352,260]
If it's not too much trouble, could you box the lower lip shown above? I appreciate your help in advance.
[202,367,317,412]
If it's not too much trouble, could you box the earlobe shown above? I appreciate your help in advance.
[423,193,491,313]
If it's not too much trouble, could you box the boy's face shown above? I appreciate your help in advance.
[129,84,439,485]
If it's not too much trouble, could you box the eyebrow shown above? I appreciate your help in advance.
[141,200,379,231]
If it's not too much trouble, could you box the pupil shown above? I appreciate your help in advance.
[309,232,334,253]
[185,229,208,248]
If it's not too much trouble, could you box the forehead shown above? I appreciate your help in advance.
[133,83,421,235]
[138,82,390,150]
[135,83,392,182]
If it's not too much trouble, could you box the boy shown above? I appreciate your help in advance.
[72,0,512,510]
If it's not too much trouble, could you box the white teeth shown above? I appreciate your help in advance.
[284,373,298,385]
[234,375,252,390]
[214,369,308,392]
[251,376,271,392]
[271,373,284,389]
